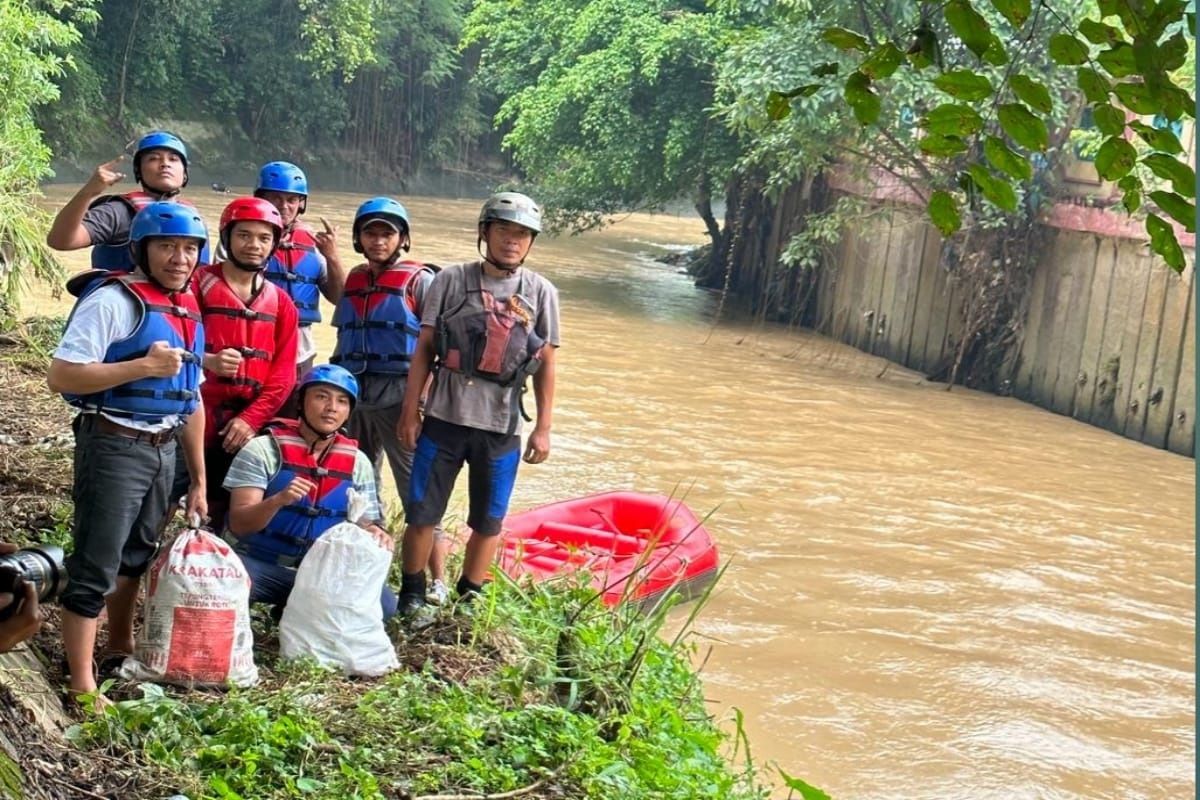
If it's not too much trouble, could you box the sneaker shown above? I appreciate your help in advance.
[397,593,427,617]
[425,579,450,606]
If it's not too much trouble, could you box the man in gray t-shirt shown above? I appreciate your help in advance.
[396,192,560,615]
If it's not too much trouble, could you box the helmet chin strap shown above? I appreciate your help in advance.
[298,407,338,448]
[228,254,266,273]
[137,245,196,295]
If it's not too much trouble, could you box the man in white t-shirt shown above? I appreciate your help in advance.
[47,201,209,701]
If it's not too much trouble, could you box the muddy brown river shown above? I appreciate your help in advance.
[31,187,1195,799]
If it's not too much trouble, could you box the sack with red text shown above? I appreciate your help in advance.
[120,529,258,687]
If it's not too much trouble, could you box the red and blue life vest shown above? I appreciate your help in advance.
[331,261,429,376]
[194,265,282,438]
[62,271,204,423]
[87,192,211,272]
[264,225,323,325]
[236,420,359,564]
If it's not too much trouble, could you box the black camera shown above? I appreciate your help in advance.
[0,545,66,621]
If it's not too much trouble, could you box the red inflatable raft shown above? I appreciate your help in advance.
[498,491,719,607]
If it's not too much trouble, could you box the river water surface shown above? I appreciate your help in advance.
[32,186,1195,799]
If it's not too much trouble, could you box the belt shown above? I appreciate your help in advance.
[94,416,178,447]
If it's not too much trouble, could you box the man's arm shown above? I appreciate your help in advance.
[46,156,127,250]
[523,345,556,464]
[180,404,208,523]
[48,341,187,395]
[315,219,347,305]
[398,326,437,450]
[228,478,314,536]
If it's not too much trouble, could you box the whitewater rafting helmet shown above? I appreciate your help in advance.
[255,161,309,214]
[298,364,359,411]
[128,201,208,274]
[132,131,189,189]
[352,196,411,255]
[218,197,284,268]
[478,192,542,234]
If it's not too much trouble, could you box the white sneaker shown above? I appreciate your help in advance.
[426,579,450,606]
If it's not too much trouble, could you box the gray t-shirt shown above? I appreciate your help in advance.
[421,261,560,435]
[81,198,135,246]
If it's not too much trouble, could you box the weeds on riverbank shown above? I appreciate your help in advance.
[69,575,772,800]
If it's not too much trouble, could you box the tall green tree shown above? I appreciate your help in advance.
[463,0,742,250]
[0,0,94,315]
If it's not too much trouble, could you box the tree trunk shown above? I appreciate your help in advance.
[694,175,724,255]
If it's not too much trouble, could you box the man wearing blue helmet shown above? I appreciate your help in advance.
[48,201,210,703]
[253,162,347,385]
[330,197,450,602]
[223,364,397,617]
[47,131,208,272]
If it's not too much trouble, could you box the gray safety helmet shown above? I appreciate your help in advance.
[478,192,542,234]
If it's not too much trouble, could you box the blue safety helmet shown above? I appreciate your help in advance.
[132,131,189,188]
[352,196,410,253]
[298,364,359,411]
[128,202,208,271]
[255,161,309,213]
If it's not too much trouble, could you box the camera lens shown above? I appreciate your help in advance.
[0,545,66,621]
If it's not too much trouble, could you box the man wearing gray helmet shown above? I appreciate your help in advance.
[396,192,560,615]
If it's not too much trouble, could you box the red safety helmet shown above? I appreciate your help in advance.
[219,197,284,255]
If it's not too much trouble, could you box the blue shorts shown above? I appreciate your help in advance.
[404,417,521,536]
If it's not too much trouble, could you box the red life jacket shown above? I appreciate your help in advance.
[234,419,359,565]
[194,265,282,435]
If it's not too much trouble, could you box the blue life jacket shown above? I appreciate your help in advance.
[62,272,204,423]
[264,225,322,325]
[87,192,211,271]
[331,261,429,376]
[236,420,359,565]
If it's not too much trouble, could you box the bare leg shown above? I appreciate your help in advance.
[102,576,140,655]
[460,533,501,586]
[401,524,437,574]
[429,534,448,582]
[62,611,99,694]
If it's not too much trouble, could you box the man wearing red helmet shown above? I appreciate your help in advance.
[173,197,299,528]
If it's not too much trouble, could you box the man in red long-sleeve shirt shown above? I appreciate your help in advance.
[171,197,298,530]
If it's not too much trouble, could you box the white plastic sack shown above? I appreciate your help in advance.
[121,528,258,687]
[278,489,398,677]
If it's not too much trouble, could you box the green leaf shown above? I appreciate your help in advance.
[923,103,985,135]
[779,769,832,800]
[934,69,994,101]
[1119,174,1142,212]
[1146,213,1186,272]
[1149,191,1197,232]
[1097,42,1138,77]
[1113,81,1161,114]
[861,42,904,79]
[988,0,1031,27]
[984,135,1032,180]
[967,163,1019,211]
[1094,135,1138,180]
[844,72,881,125]
[1078,18,1123,44]
[766,92,792,121]
[1091,103,1127,136]
[997,103,1048,150]
[1009,74,1052,113]
[982,34,1008,65]
[1129,121,1184,154]
[295,777,322,793]
[812,62,840,78]
[919,134,970,156]
[823,27,871,52]
[946,0,993,58]
[1160,32,1189,71]
[1049,34,1089,65]
[928,190,962,236]
[1077,68,1112,103]
[1143,153,1196,197]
